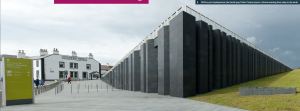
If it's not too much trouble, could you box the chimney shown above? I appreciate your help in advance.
[53,48,59,55]
[72,51,77,56]
[40,49,48,56]
[17,50,26,58]
[89,53,93,59]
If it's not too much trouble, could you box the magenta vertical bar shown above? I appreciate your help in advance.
[54,0,149,4]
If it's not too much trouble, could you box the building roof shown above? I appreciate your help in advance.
[101,65,112,71]
[30,54,100,63]
[0,54,17,58]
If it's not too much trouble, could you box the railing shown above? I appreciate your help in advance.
[34,81,64,95]
[103,5,287,77]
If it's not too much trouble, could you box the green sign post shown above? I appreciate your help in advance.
[2,57,33,106]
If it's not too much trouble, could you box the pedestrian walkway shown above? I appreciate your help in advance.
[2,80,246,111]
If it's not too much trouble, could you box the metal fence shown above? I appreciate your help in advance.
[34,81,64,95]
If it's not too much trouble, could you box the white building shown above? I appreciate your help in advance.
[32,49,101,81]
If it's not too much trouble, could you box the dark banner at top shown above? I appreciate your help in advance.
[54,0,149,4]
[196,0,299,4]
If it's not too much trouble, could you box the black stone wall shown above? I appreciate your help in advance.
[101,11,292,98]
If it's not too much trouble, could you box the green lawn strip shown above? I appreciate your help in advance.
[190,69,300,111]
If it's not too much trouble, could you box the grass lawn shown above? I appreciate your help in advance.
[190,69,300,111]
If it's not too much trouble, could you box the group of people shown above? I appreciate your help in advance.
[34,79,45,87]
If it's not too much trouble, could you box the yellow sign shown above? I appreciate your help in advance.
[4,58,33,105]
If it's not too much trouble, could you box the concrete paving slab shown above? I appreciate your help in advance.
[2,80,246,111]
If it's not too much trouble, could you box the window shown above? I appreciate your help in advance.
[36,61,39,67]
[70,71,74,77]
[70,71,78,79]
[59,62,65,68]
[70,62,74,69]
[86,64,91,70]
[74,63,78,69]
[82,72,87,79]
[59,71,64,79]
[74,72,78,78]
[70,62,78,69]
[36,70,39,79]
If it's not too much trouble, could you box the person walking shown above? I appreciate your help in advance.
[40,79,45,86]
[67,73,72,84]
[34,79,40,87]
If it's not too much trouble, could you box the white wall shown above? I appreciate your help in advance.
[44,55,100,80]
[0,61,3,81]
[33,59,41,80]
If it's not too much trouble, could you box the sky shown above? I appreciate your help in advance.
[1,0,300,68]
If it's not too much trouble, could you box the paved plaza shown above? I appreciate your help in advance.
[1,80,246,111]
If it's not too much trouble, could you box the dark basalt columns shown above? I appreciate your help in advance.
[100,10,293,98]
[232,37,237,85]
[140,43,147,92]
[125,58,129,90]
[133,50,141,91]
[213,29,222,89]
[145,39,158,93]
[196,21,209,93]
[236,39,241,84]
[169,12,197,97]
[128,53,133,90]
[158,26,170,95]
[208,25,214,91]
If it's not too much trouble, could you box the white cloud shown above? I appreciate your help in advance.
[246,36,257,44]
[2,0,300,68]
[270,47,280,53]
[283,50,293,56]
[1,0,181,65]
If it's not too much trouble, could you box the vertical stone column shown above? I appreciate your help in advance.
[117,65,120,89]
[130,54,134,91]
[232,37,238,84]
[230,37,235,84]
[121,61,124,89]
[140,43,147,92]
[128,54,132,90]
[133,50,141,91]
[221,32,227,88]
[254,49,258,79]
[145,39,158,93]
[112,69,116,87]
[208,25,214,91]
[241,43,248,82]
[124,58,128,90]
[196,21,209,93]
[158,26,170,95]
[228,35,233,86]
[258,52,262,78]
[213,29,222,89]
[249,47,254,81]
[169,12,197,97]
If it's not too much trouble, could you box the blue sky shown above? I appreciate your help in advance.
[1,0,300,68]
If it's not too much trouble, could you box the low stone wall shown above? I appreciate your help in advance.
[240,87,297,96]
